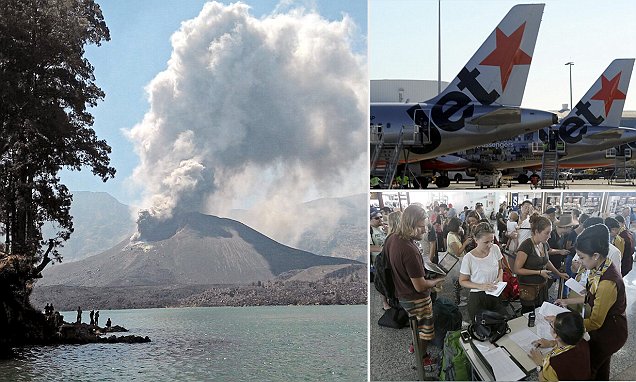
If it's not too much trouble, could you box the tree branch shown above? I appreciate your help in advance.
[31,240,54,278]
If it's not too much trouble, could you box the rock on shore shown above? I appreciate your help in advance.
[52,319,150,345]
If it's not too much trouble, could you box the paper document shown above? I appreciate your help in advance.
[509,328,540,352]
[536,317,553,339]
[474,343,492,353]
[565,278,585,295]
[509,328,550,355]
[485,281,507,297]
[538,301,570,317]
[523,312,555,339]
[482,347,527,381]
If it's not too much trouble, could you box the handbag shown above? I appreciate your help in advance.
[470,311,511,343]
[501,254,519,300]
[518,282,544,303]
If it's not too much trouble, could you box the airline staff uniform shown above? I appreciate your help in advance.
[585,259,627,380]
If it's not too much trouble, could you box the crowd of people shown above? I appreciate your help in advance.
[371,198,634,381]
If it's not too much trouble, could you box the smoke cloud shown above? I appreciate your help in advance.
[126,2,367,248]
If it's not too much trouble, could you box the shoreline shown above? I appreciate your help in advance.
[32,279,368,311]
[55,303,368,314]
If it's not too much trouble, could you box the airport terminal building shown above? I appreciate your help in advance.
[371,79,449,103]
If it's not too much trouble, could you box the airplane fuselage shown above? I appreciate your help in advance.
[370,102,556,162]
[559,141,636,168]
[457,126,636,169]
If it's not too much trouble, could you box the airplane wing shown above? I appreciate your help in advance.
[585,130,623,139]
[469,107,520,125]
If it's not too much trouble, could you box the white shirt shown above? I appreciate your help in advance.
[446,232,464,257]
[517,217,532,245]
[608,243,622,275]
[460,245,503,292]
[370,226,386,258]
[506,221,518,235]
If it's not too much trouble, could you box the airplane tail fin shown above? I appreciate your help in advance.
[564,59,634,127]
[426,4,544,107]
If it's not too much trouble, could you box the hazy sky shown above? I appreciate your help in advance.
[60,0,367,207]
[59,0,636,211]
[369,0,636,111]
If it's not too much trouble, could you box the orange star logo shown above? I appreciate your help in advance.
[479,23,532,91]
[591,72,626,116]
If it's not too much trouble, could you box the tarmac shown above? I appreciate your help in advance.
[369,255,636,381]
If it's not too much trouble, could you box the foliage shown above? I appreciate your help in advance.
[0,0,113,272]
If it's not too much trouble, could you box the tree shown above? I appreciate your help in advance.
[0,0,113,352]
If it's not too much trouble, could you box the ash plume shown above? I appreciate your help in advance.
[126,2,367,246]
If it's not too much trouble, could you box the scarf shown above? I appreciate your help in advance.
[586,258,612,297]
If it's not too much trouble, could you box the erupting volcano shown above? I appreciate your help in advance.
[41,211,357,287]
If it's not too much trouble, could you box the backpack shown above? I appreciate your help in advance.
[439,330,472,381]
[470,310,511,343]
[431,297,463,348]
[373,234,399,307]
[373,234,410,328]
[377,306,409,329]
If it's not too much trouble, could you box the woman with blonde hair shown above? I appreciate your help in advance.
[459,222,507,321]
[387,210,402,236]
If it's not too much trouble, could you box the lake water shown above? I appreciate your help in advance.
[0,305,367,381]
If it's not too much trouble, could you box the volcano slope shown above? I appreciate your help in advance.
[40,212,358,287]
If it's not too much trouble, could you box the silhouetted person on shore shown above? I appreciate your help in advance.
[106,318,111,329]
[90,310,95,326]
[76,306,82,324]
[53,312,62,328]
[95,311,100,327]
[44,303,56,324]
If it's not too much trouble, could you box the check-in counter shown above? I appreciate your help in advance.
[460,314,543,381]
